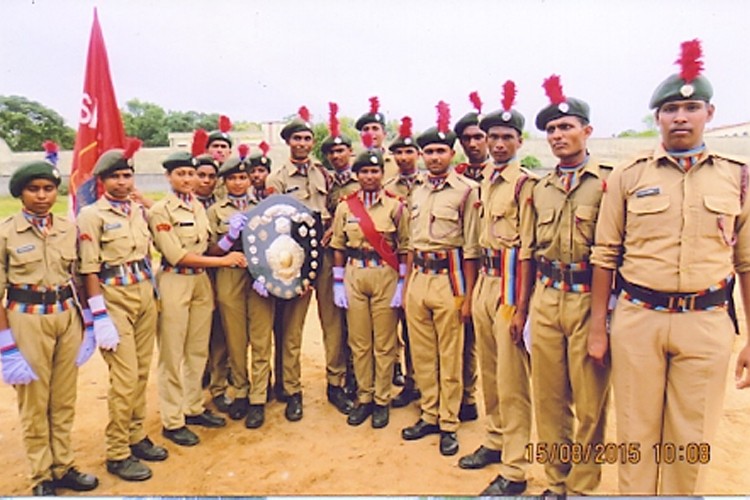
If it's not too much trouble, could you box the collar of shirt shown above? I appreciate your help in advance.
[657,142,708,172]
[228,193,250,211]
[172,191,194,208]
[463,162,487,181]
[196,194,216,209]
[333,168,354,186]
[489,158,516,184]
[104,193,132,215]
[358,188,383,208]
[290,158,310,176]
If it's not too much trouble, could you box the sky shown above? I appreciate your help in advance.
[1,0,749,138]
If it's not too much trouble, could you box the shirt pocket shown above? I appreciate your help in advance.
[10,243,44,281]
[100,226,133,262]
[702,195,740,245]
[535,208,557,249]
[573,204,599,246]
[429,206,461,240]
[174,220,199,245]
[626,194,671,241]
[344,216,365,247]
[490,202,517,242]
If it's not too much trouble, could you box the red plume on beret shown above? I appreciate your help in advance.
[502,80,517,111]
[219,115,232,133]
[436,101,451,134]
[542,75,566,105]
[369,96,380,114]
[469,91,482,114]
[238,144,250,161]
[329,102,341,137]
[676,39,704,83]
[259,141,270,156]
[43,140,58,154]
[362,131,374,150]
[298,106,311,122]
[399,116,413,139]
[123,137,142,160]
[192,129,208,156]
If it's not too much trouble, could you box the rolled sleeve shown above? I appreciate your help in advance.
[591,166,625,270]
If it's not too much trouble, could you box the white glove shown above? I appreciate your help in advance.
[88,295,120,351]
[0,328,38,385]
[333,266,348,309]
[252,279,269,298]
[75,308,97,366]
[390,263,407,308]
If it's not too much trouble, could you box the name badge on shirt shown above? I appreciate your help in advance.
[103,222,123,231]
[347,217,360,224]
[636,187,661,198]
[176,221,195,227]
[16,244,35,254]
[285,186,300,194]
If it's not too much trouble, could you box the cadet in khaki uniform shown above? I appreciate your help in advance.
[524,76,611,496]
[0,161,98,496]
[459,86,537,496]
[401,102,480,457]
[207,150,275,429]
[330,142,410,429]
[451,93,491,423]
[385,117,422,408]
[149,152,245,447]
[315,103,357,415]
[266,107,331,421]
[78,144,168,482]
[355,96,399,183]
[590,41,750,495]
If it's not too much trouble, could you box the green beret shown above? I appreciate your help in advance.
[206,130,232,148]
[280,118,314,142]
[388,135,419,153]
[535,97,590,131]
[162,151,198,172]
[248,152,272,170]
[93,149,134,178]
[479,109,526,135]
[352,149,384,173]
[195,154,220,170]
[321,135,353,155]
[416,127,457,149]
[10,161,61,198]
[649,73,713,110]
[218,157,250,178]
[355,112,386,131]
[454,112,480,137]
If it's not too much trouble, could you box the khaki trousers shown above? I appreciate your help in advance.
[472,273,531,482]
[156,271,213,429]
[9,308,80,485]
[345,265,398,405]
[101,280,157,460]
[405,271,464,432]
[530,283,610,495]
[216,267,275,404]
[278,291,312,395]
[462,320,478,405]
[315,249,347,386]
[207,268,229,399]
[611,296,734,495]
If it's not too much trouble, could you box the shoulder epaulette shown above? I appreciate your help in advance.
[383,189,406,203]
[711,151,749,166]
[622,155,652,171]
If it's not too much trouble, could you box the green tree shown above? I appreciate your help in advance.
[0,95,75,151]
[521,154,542,169]
[312,116,360,167]
[121,99,169,146]
[617,113,658,138]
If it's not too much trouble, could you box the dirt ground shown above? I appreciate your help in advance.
[1,298,749,496]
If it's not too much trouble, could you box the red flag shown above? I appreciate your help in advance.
[70,8,126,214]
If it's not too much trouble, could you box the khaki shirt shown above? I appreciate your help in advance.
[525,156,611,264]
[383,152,399,182]
[77,197,151,274]
[206,197,247,244]
[409,171,480,258]
[383,175,417,202]
[148,193,211,266]
[330,190,410,254]
[327,170,359,217]
[591,145,750,292]
[479,161,538,260]
[266,160,331,221]
[0,213,77,297]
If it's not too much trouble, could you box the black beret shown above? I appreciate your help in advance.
[479,109,526,135]
[280,118,314,142]
[416,127,457,149]
[162,151,198,171]
[248,152,272,170]
[355,112,386,131]
[388,135,419,153]
[649,73,713,110]
[321,135,353,155]
[218,157,250,178]
[535,97,590,131]
[195,154,220,171]
[352,149,384,173]
[206,130,232,148]
[10,161,62,198]
[93,149,134,178]
[453,111,480,137]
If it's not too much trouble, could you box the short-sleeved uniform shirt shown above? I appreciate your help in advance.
[266,160,332,222]
[148,193,211,266]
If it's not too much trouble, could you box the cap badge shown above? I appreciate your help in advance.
[438,132,446,140]
[334,137,342,144]
[680,83,695,98]
[558,102,570,113]
[370,155,378,164]
[501,111,512,121]
[52,169,61,179]
[404,138,412,145]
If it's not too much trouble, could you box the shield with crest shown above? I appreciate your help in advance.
[242,194,323,299]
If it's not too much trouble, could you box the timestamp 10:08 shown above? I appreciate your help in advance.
[525,442,711,465]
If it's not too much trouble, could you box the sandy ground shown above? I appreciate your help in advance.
[1,298,750,496]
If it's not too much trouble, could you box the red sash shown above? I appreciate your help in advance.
[345,194,399,271]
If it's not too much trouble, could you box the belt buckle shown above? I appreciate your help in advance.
[668,295,693,312]
[41,288,60,304]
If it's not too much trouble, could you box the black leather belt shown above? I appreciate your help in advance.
[347,248,383,262]
[621,279,729,312]
[481,254,502,270]
[413,255,449,271]
[99,259,150,280]
[537,259,592,286]
[7,285,74,305]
